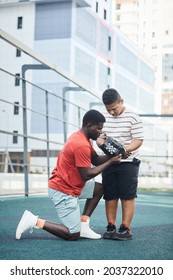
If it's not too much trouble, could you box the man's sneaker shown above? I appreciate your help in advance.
[80,219,101,239]
[103,223,116,239]
[16,210,38,240]
[112,224,133,241]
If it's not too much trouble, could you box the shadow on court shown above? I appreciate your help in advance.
[0,190,173,260]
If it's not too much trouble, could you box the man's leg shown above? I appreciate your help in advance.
[41,220,80,240]
[16,210,80,241]
[80,182,103,239]
[16,190,81,241]
[81,182,103,217]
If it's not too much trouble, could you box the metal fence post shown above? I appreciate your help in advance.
[22,66,29,196]
[62,86,85,142]
[22,64,50,196]
[45,90,50,179]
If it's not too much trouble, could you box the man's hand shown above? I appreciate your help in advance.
[96,134,106,146]
[109,154,122,163]
[97,136,126,158]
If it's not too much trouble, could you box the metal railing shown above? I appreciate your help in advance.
[0,29,103,195]
[0,29,173,196]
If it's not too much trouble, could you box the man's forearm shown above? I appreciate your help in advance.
[92,154,111,166]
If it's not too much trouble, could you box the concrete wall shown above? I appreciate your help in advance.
[0,173,172,196]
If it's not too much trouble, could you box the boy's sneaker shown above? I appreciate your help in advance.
[80,219,101,239]
[103,223,116,239]
[16,210,38,240]
[112,224,133,241]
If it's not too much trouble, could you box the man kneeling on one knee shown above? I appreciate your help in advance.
[16,109,121,241]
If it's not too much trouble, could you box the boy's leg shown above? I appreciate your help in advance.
[121,198,135,229]
[102,199,118,239]
[105,199,119,226]
[112,163,139,241]
[111,199,134,241]
[102,170,119,239]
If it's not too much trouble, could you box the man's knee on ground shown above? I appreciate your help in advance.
[66,231,80,241]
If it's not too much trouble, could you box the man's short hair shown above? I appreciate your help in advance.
[102,88,121,105]
[82,109,105,126]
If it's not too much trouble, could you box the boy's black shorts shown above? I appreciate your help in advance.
[102,159,141,200]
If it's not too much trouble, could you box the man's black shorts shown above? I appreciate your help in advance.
[102,159,141,200]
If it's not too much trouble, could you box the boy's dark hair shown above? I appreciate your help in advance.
[102,88,121,105]
[82,109,105,126]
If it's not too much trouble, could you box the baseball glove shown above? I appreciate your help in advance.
[97,136,127,158]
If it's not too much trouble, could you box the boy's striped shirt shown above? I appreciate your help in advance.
[103,108,144,161]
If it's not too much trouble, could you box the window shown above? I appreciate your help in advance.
[16,49,21,57]
[96,2,98,13]
[117,15,120,21]
[104,9,107,20]
[15,74,20,86]
[165,30,169,35]
[107,67,110,75]
[108,36,111,51]
[17,17,23,29]
[152,32,155,37]
[14,102,19,115]
[13,131,18,144]
[116,4,121,9]
[162,53,173,81]
[152,44,157,49]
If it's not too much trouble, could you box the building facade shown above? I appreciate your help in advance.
[113,0,173,114]
[1,0,166,176]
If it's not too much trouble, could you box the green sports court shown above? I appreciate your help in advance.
[0,190,172,260]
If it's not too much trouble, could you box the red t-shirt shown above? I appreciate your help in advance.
[48,130,96,196]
